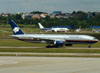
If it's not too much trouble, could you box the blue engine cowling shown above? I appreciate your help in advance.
[54,41,64,46]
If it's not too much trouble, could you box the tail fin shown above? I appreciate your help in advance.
[38,23,44,29]
[9,20,24,35]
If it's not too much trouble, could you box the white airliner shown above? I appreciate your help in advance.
[9,20,98,48]
[38,23,69,32]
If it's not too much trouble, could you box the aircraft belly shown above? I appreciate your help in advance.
[66,40,98,44]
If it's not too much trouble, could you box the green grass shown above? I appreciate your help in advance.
[0,47,100,53]
[0,39,100,53]
[0,39,46,47]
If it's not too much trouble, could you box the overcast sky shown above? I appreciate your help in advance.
[0,0,100,13]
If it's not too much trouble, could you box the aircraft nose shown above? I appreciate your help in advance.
[95,39,99,42]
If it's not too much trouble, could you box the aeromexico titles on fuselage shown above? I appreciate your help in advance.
[9,20,98,48]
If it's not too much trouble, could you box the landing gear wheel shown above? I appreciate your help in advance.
[88,45,91,48]
[46,45,58,48]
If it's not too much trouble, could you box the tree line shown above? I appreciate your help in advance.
[0,11,100,28]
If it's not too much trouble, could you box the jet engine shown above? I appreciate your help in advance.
[54,41,64,47]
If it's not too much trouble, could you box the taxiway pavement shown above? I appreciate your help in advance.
[0,57,100,73]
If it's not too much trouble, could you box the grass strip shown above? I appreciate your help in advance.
[0,48,100,53]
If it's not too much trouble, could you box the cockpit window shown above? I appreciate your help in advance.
[93,37,96,40]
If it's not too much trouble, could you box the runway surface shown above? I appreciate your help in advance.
[0,57,100,73]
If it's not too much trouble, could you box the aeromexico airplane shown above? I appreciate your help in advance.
[9,20,98,48]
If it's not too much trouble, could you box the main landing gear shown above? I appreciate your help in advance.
[88,45,91,48]
[46,45,58,48]
[46,44,64,48]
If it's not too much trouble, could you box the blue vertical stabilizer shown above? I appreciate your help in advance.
[9,20,24,35]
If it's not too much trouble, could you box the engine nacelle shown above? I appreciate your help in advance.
[54,41,64,46]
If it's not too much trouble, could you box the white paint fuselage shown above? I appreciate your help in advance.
[11,34,98,44]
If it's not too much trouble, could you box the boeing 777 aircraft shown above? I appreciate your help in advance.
[9,20,98,48]
[38,23,69,32]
